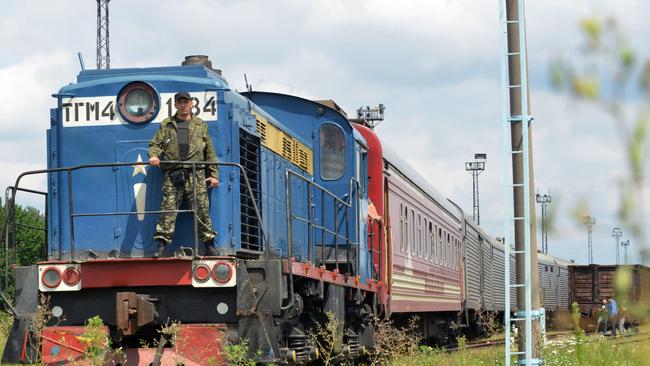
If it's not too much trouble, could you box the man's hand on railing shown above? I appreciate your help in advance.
[206,177,219,188]
[149,157,160,166]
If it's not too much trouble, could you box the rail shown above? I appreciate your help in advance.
[286,170,363,276]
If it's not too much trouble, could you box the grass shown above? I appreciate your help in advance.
[391,338,650,366]
[1,309,648,366]
[391,326,650,366]
[0,311,20,366]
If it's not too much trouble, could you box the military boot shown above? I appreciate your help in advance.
[205,242,218,256]
[152,240,167,258]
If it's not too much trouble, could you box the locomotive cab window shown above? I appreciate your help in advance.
[320,123,346,180]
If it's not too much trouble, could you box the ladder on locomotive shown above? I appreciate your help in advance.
[499,0,544,365]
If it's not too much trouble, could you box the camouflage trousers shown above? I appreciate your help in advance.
[153,170,216,244]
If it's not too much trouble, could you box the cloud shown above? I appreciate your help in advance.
[0,51,78,196]
[1,0,649,265]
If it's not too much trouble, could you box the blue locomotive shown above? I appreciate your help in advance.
[1,55,574,365]
[2,55,380,365]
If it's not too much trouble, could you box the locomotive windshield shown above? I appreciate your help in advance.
[320,123,346,180]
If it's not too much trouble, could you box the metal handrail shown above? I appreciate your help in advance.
[0,160,270,317]
[367,219,383,282]
[4,160,269,261]
[2,186,48,292]
[286,170,361,275]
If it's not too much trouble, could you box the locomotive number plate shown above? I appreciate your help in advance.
[61,91,218,127]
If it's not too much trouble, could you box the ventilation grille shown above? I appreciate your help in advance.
[239,130,262,253]
[253,111,313,175]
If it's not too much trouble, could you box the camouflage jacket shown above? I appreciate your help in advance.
[148,115,219,178]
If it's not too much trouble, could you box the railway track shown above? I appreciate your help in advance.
[446,330,650,352]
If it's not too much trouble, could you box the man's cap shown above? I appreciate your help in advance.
[174,91,191,101]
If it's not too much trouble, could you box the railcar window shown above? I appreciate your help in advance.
[455,238,459,269]
[320,124,346,180]
[450,237,453,269]
[399,203,404,253]
[403,207,409,254]
[417,214,422,258]
[454,238,460,269]
[437,227,443,264]
[410,209,416,256]
[451,238,455,269]
[422,218,427,260]
[445,233,451,267]
[428,222,434,262]
[442,230,447,267]
[422,218,431,260]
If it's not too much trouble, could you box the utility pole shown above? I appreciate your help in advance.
[500,0,541,364]
[621,239,630,264]
[583,216,596,264]
[96,0,111,69]
[535,193,551,254]
[465,153,487,225]
[611,227,622,265]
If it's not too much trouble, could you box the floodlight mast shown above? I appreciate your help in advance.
[535,193,552,254]
[621,239,630,264]
[583,216,596,264]
[611,228,622,264]
[465,154,487,225]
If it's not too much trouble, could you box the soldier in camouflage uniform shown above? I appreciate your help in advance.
[148,91,219,257]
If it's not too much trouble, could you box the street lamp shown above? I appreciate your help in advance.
[583,216,596,264]
[611,227,622,265]
[465,153,487,225]
[535,192,552,254]
[621,239,631,265]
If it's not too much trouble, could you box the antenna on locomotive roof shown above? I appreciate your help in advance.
[77,52,86,71]
[244,73,252,93]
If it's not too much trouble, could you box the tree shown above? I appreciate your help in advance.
[0,196,46,301]
[550,15,649,264]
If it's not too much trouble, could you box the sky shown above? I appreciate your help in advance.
[1,0,648,265]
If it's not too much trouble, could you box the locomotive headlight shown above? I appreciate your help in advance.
[42,267,62,288]
[125,89,152,116]
[117,81,159,124]
[212,262,233,283]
